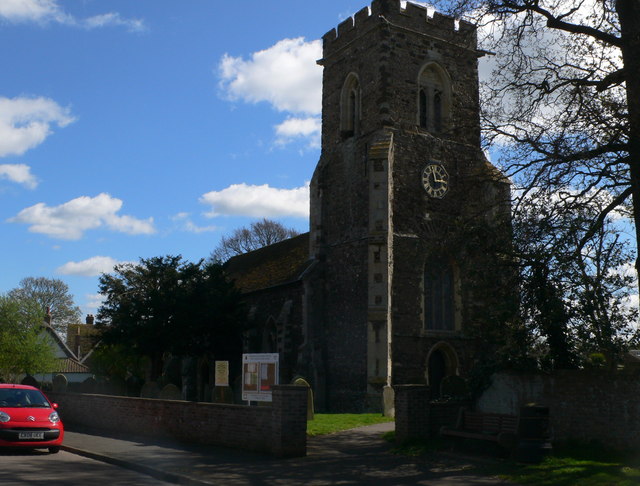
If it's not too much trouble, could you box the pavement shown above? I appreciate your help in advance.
[62,422,515,485]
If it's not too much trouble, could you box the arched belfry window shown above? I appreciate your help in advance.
[417,63,450,133]
[340,73,361,137]
[424,258,455,331]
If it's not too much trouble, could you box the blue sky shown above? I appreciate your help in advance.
[0,0,374,317]
[4,0,635,322]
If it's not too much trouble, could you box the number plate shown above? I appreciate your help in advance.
[18,432,44,440]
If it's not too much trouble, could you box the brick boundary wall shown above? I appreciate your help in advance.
[392,384,484,443]
[49,385,307,457]
[476,370,640,450]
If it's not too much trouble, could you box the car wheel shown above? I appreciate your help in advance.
[49,447,60,454]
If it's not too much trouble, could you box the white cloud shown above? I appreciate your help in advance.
[84,293,105,311]
[219,37,322,116]
[275,117,321,149]
[0,163,37,188]
[0,96,75,157]
[9,193,156,240]
[82,13,145,32]
[0,0,145,31]
[200,183,309,219]
[57,256,126,277]
[0,0,63,23]
[171,212,218,233]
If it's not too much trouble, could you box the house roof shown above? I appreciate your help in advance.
[39,322,91,374]
[40,322,78,360]
[54,358,90,374]
[224,233,312,294]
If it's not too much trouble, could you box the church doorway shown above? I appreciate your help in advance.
[426,343,458,399]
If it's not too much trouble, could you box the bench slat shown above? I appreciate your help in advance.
[441,409,518,447]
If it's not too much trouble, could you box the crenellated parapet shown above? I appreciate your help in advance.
[321,0,476,59]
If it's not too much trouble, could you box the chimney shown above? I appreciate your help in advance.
[45,306,52,325]
[86,314,95,325]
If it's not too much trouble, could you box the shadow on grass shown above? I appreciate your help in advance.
[387,433,640,486]
[499,441,640,486]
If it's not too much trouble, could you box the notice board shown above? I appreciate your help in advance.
[242,353,279,402]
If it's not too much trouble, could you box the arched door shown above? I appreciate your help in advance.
[427,349,446,399]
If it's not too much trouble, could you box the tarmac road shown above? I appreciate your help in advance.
[60,422,516,485]
[0,448,174,486]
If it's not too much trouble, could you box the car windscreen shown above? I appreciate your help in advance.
[0,388,51,408]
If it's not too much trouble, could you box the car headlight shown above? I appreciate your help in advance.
[49,411,60,424]
[0,411,10,423]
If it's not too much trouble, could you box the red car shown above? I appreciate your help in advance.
[0,384,64,453]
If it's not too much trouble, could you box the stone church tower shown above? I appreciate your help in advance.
[305,0,511,411]
[227,0,512,413]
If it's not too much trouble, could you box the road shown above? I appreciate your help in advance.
[0,449,174,486]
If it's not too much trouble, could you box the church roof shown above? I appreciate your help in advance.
[224,233,312,294]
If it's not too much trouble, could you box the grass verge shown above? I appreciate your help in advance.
[306,413,393,436]
[495,441,640,486]
[389,433,640,486]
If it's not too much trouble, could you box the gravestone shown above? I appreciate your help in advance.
[52,374,68,392]
[292,377,314,420]
[81,376,97,393]
[181,357,197,401]
[21,375,39,388]
[159,383,182,400]
[140,381,160,399]
[213,386,233,404]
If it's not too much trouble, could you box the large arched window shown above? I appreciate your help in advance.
[261,317,277,353]
[340,73,361,137]
[424,259,455,331]
[417,63,451,134]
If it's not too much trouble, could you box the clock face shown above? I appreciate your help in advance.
[422,164,449,199]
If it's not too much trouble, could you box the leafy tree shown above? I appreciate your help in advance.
[444,183,637,376]
[211,218,300,262]
[435,0,640,279]
[96,255,245,380]
[90,343,149,386]
[9,277,81,335]
[0,295,57,383]
[514,190,638,368]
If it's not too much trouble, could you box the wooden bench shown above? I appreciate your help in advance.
[440,408,518,449]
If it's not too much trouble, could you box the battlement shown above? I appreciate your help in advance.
[321,0,476,58]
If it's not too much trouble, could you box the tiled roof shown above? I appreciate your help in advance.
[54,358,90,374]
[225,233,312,294]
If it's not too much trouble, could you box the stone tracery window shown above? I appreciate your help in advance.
[341,73,361,137]
[424,259,455,331]
[418,63,450,133]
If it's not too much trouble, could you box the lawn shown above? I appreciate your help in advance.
[496,442,640,486]
[306,413,394,436]
[307,417,640,485]
[390,434,640,486]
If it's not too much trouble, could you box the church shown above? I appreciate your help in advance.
[226,0,513,412]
